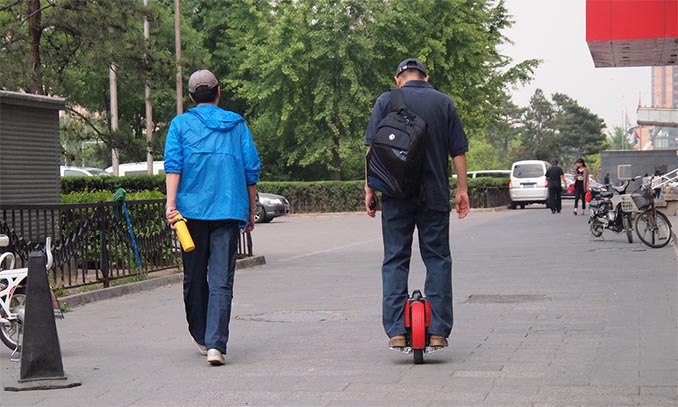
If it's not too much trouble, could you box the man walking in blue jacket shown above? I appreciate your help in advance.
[165,69,261,366]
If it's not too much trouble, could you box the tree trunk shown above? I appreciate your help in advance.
[331,132,341,181]
[27,0,44,94]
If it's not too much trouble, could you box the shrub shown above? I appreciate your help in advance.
[62,177,510,211]
[61,175,166,194]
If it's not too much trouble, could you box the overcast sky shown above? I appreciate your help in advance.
[499,0,651,132]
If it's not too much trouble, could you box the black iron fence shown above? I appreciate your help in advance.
[0,199,253,290]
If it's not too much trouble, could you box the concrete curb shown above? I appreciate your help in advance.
[60,255,266,309]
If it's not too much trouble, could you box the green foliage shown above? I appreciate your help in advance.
[0,0,209,167]
[502,88,608,171]
[61,189,165,204]
[258,181,365,213]
[61,175,166,195]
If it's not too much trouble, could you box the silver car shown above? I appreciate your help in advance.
[254,193,290,223]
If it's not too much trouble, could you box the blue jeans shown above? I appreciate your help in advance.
[380,197,453,338]
[181,219,239,354]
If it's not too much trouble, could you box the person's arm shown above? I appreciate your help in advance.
[240,121,261,232]
[364,95,386,218]
[453,153,469,219]
[364,146,379,218]
[244,184,257,233]
[165,173,180,227]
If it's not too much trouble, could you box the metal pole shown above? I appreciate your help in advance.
[109,62,119,176]
[175,0,183,115]
[144,0,154,175]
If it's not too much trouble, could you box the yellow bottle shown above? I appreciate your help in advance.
[174,214,195,252]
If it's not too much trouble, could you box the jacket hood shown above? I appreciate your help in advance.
[187,104,243,131]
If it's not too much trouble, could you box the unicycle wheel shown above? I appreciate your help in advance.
[410,301,426,364]
[413,349,424,364]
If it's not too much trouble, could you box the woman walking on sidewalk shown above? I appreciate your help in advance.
[572,158,589,216]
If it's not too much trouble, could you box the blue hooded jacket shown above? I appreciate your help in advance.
[164,104,261,225]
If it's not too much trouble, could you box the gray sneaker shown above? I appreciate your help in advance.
[192,338,207,356]
[207,349,225,366]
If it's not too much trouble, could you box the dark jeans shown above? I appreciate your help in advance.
[380,197,453,338]
[181,219,240,354]
[548,186,562,212]
[573,184,586,210]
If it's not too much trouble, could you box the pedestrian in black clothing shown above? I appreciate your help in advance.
[545,160,566,214]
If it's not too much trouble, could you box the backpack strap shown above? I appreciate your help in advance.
[388,88,406,112]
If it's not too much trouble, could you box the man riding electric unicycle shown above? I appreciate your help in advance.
[365,58,470,364]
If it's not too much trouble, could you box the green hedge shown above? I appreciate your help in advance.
[61,175,166,194]
[62,177,510,211]
[62,190,165,203]
[258,181,365,213]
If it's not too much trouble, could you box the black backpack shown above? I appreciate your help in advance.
[367,88,427,199]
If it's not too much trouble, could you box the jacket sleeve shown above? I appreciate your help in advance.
[240,122,261,185]
[163,118,183,174]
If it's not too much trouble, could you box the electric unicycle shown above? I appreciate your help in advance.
[392,289,442,364]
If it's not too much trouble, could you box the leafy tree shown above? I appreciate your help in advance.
[607,126,627,150]
[520,89,556,161]
[487,94,525,168]
[550,92,607,168]
[1,0,208,167]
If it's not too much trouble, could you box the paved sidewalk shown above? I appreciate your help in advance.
[1,209,676,406]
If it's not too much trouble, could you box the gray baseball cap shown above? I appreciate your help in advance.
[188,70,218,93]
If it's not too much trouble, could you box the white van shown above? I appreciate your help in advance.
[105,161,165,176]
[508,160,550,209]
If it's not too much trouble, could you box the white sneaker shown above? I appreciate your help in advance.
[192,338,207,356]
[207,349,225,366]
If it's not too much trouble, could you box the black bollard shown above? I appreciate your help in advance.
[4,251,80,391]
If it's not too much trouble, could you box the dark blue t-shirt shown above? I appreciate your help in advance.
[365,80,468,211]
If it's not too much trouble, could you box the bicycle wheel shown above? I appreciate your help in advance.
[0,288,25,350]
[635,210,672,248]
[622,214,633,243]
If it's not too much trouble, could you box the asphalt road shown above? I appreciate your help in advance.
[1,207,677,406]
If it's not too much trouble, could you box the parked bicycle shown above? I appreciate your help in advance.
[629,173,674,249]
[0,234,63,353]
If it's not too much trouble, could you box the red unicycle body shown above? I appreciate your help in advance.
[404,289,431,364]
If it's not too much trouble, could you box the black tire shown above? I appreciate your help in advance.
[520,204,525,209]
[254,205,265,224]
[622,214,633,244]
[508,202,517,209]
[413,349,424,364]
[590,220,604,238]
[0,288,25,351]
[635,210,672,248]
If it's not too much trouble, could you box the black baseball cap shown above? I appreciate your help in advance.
[395,58,428,77]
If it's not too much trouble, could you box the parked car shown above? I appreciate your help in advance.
[105,161,165,176]
[60,165,109,177]
[508,160,550,209]
[254,193,290,223]
[466,170,511,179]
